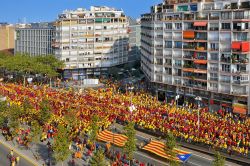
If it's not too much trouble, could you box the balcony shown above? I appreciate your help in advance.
[221,56,231,63]
[196,16,208,20]
[210,27,219,31]
[209,77,218,81]
[233,79,248,85]
[231,41,250,52]
[195,37,207,41]
[183,80,207,90]
[232,56,249,64]
[184,16,194,20]
[196,47,206,51]
[209,16,219,20]
[183,44,194,50]
[183,31,195,39]
[183,54,193,59]
[183,73,207,80]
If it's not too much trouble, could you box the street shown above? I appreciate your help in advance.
[0,143,35,166]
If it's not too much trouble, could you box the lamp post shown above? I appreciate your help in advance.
[175,94,180,110]
[195,96,202,134]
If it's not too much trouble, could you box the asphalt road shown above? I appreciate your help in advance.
[0,143,34,166]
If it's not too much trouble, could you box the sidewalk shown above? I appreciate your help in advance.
[0,134,86,166]
[0,134,42,165]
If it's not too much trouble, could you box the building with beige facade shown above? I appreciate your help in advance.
[54,6,129,79]
[0,23,15,53]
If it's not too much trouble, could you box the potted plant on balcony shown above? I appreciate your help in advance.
[191,76,195,80]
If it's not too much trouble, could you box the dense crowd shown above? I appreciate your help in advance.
[0,83,249,157]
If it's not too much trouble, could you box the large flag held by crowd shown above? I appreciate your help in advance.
[0,83,249,156]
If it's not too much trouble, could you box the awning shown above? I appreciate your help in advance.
[194,69,207,74]
[232,42,241,49]
[233,106,247,114]
[194,60,207,65]
[142,140,191,162]
[97,130,128,147]
[193,21,207,26]
[183,31,195,39]
[183,68,194,72]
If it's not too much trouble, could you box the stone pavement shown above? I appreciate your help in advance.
[0,134,86,166]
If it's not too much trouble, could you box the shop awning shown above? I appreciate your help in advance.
[194,60,207,65]
[97,130,128,147]
[142,140,191,162]
[233,106,247,114]
[193,21,207,26]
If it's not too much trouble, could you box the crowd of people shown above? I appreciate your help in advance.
[0,83,249,158]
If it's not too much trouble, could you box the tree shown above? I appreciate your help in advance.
[123,122,136,164]
[165,132,179,166]
[30,120,43,144]
[7,104,22,138]
[165,132,177,151]
[89,114,99,145]
[212,151,225,166]
[0,100,9,126]
[38,99,52,125]
[52,124,71,166]
[0,54,64,82]
[90,148,108,166]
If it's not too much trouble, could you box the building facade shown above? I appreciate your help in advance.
[0,23,15,53]
[15,22,54,56]
[54,6,129,79]
[128,17,141,61]
[141,0,250,115]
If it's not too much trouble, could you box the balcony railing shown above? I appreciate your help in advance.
[233,80,249,84]
[221,57,231,63]
[183,45,194,49]
[196,16,208,20]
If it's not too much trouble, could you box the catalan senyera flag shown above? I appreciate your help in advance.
[142,140,191,162]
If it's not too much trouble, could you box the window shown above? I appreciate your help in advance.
[165,68,172,75]
[66,58,70,62]
[174,60,182,66]
[220,75,231,83]
[210,43,219,51]
[221,64,230,72]
[210,83,218,88]
[165,23,172,30]
[221,12,231,19]
[175,23,182,30]
[210,53,218,61]
[165,41,172,48]
[165,59,172,65]
[221,23,231,30]
[210,73,218,81]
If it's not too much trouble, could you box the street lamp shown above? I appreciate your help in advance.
[175,94,180,110]
[195,96,202,134]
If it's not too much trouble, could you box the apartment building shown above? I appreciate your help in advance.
[54,6,129,79]
[141,0,250,115]
[128,17,141,61]
[0,23,15,53]
[15,22,54,56]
